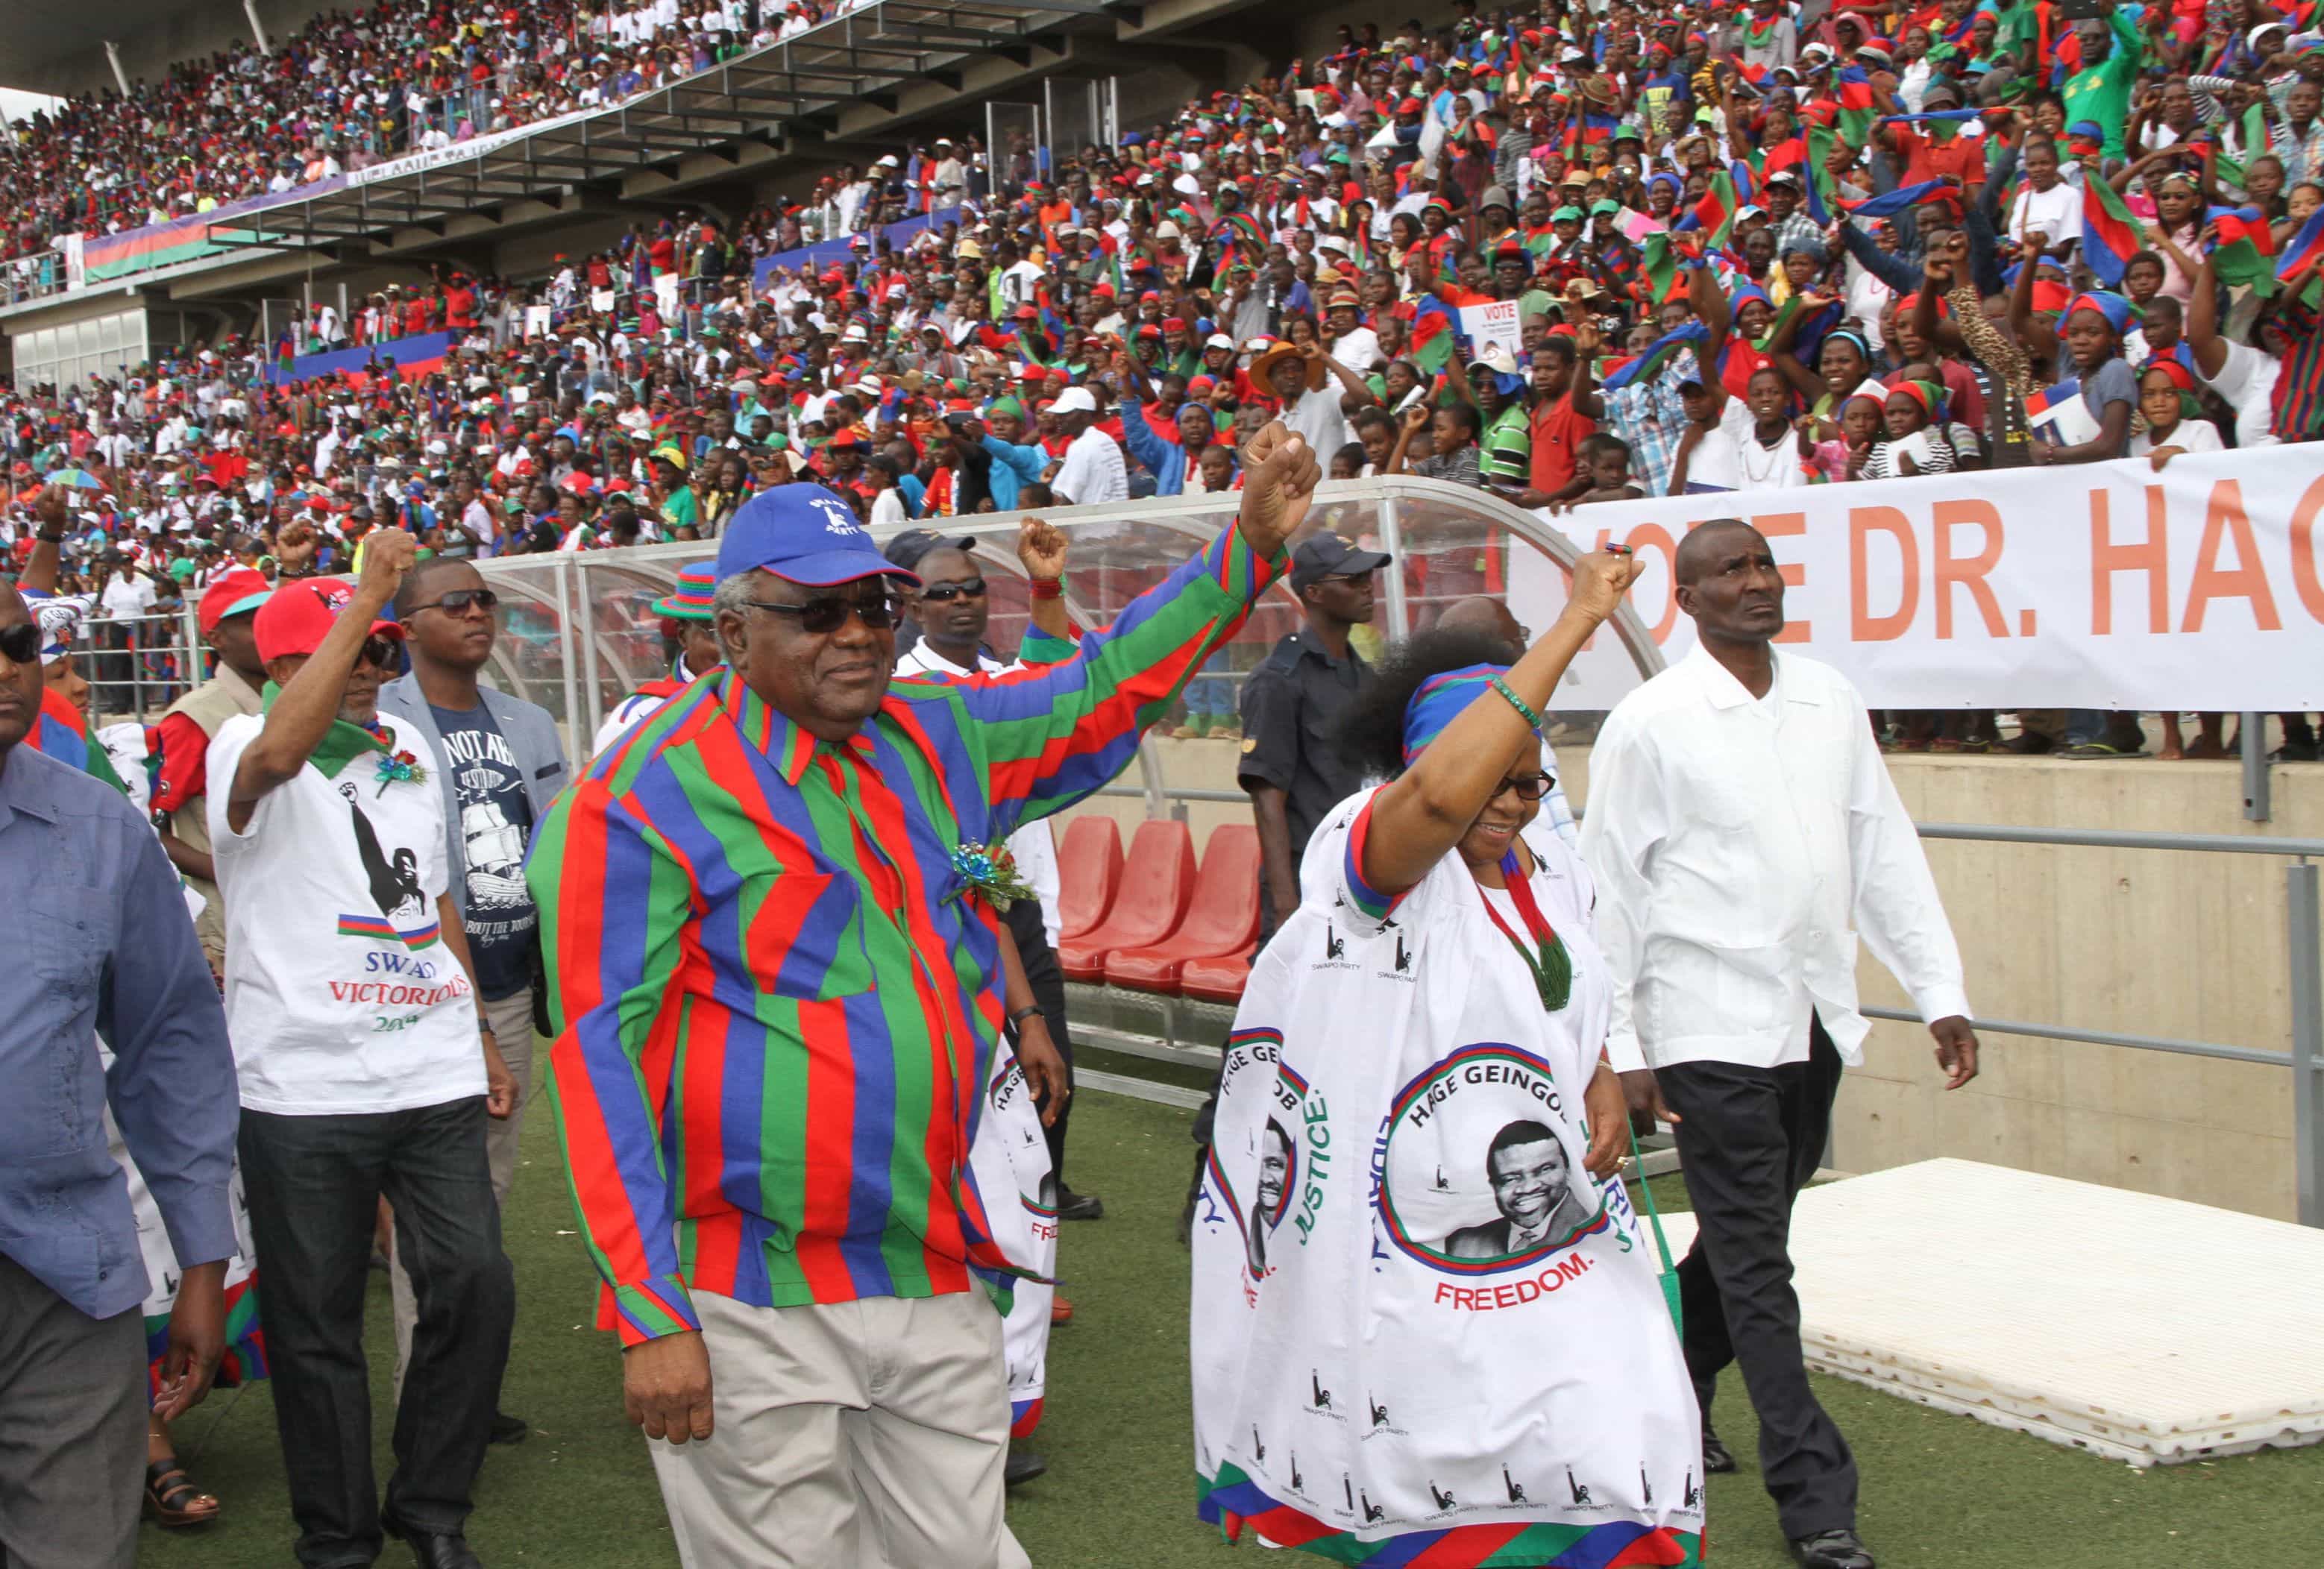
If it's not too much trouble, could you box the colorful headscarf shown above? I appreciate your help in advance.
[2141,356,2202,420]
[2065,291,2132,336]
[1402,662,1530,765]
[1888,379,1946,424]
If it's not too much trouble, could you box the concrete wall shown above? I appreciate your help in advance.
[1059,742,2315,1222]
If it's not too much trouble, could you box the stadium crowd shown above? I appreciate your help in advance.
[0,0,862,263]
[13,4,2324,754]
[4,4,2312,1568]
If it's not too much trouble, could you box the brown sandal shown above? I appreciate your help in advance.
[144,1459,219,1528]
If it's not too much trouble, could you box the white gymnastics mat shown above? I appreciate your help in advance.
[1650,1157,2324,1466]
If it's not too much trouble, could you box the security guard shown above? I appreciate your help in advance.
[1237,533,1392,934]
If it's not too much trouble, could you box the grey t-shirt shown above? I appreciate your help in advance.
[2071,356,2138,459]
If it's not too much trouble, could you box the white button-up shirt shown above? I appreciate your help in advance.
[894,643,1064,948]
[1580,645,1970,1073]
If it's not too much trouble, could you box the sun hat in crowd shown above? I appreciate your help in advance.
[653,561,719,621]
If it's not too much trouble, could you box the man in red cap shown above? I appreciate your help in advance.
[207,531,515,1569]
[151,567,274,972]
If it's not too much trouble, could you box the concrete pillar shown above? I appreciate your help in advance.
[101,41,131,98]
[243,0,271,54]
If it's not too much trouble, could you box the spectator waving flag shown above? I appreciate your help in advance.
[1841,180,1956,221]
[2277,207,2324,286]
[1836,67,1878,145]
[2081,176,2142,288]
[1804,124,1841,222]
[2211,205,2279,298]
[1600,318,1707,392]
[1674,169,1739,249]
[1408,295,1457,375]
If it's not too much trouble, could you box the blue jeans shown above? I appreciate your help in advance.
[1184,653,1234,721]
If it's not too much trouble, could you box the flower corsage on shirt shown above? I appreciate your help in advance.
[946,841,1037,912]
[373,747,429,797]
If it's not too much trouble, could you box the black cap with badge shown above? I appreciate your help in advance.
[1288,533,1393,594]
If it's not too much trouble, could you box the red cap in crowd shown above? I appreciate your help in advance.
[254,576,404,662]
[198,567,273,635]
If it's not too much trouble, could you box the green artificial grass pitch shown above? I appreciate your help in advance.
[136,1087,2321,1568]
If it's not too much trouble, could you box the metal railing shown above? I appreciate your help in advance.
[1073,782,2324,1229]
[78,606,203,723]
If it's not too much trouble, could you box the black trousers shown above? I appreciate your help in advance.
[1657,1017,1858,1540]
[1005,899,1076,1187]
[239,1099,515,1568]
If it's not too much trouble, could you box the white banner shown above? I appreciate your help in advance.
[1507,445,2324,711]
[344,104,606,191]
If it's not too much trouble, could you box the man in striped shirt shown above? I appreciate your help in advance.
[530,431,1321,1567]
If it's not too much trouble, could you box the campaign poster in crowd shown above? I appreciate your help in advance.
[1504,444,2324,712]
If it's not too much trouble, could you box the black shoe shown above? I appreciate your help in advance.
[1789,1527,1876,1569]
[488,1411,529,1445]
[1055,1186,1104,1221]
[1005,1446,1047,1488]
[1702,1431,1738,1474]
[2277,739,2320,763]
[383,1518,483,1569]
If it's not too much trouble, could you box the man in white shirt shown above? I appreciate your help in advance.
[888,532,1086,1480]
[206,535,515,1569]
[1580,519,1979,1569]
[1048,386,1127,506]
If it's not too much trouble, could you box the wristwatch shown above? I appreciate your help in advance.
[1008,1004,1044,1026]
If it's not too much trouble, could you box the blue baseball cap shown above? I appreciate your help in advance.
[715,484,922,588]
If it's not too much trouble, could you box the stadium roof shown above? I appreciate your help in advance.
[0,2,341,94]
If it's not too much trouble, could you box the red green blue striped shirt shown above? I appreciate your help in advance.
[530,523,1287,1342]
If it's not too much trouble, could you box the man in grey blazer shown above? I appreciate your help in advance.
[378,556,568,1445]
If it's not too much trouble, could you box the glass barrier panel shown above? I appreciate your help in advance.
[467,482,1665,817]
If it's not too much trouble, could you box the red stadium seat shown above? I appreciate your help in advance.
[1056,820,1196,982]
[1105,825,1261,993]
[1179,948,1254,1004]
[1055,815,1124,943]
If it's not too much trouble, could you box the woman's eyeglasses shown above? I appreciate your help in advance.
[918,578,987,604]
[1493,771,1555,803]
[741,592,903,635]
[0,623,41,664]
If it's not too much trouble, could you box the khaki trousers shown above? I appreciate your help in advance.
[392,984,533,1389]
[652,1289,1031,1569]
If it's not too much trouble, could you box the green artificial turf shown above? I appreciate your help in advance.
[139,1085,2321,1567]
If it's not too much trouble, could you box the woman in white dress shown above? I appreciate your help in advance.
[1191,546,1704,1567]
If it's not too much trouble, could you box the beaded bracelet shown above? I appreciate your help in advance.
[1489,675,1544,733]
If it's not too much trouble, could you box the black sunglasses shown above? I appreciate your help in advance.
[740,592,903,635]
[0,623,40,664]
[1495,771,1556,803]
[918,577,987,604]
[357,636,401,669]
[413,588,500,615]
